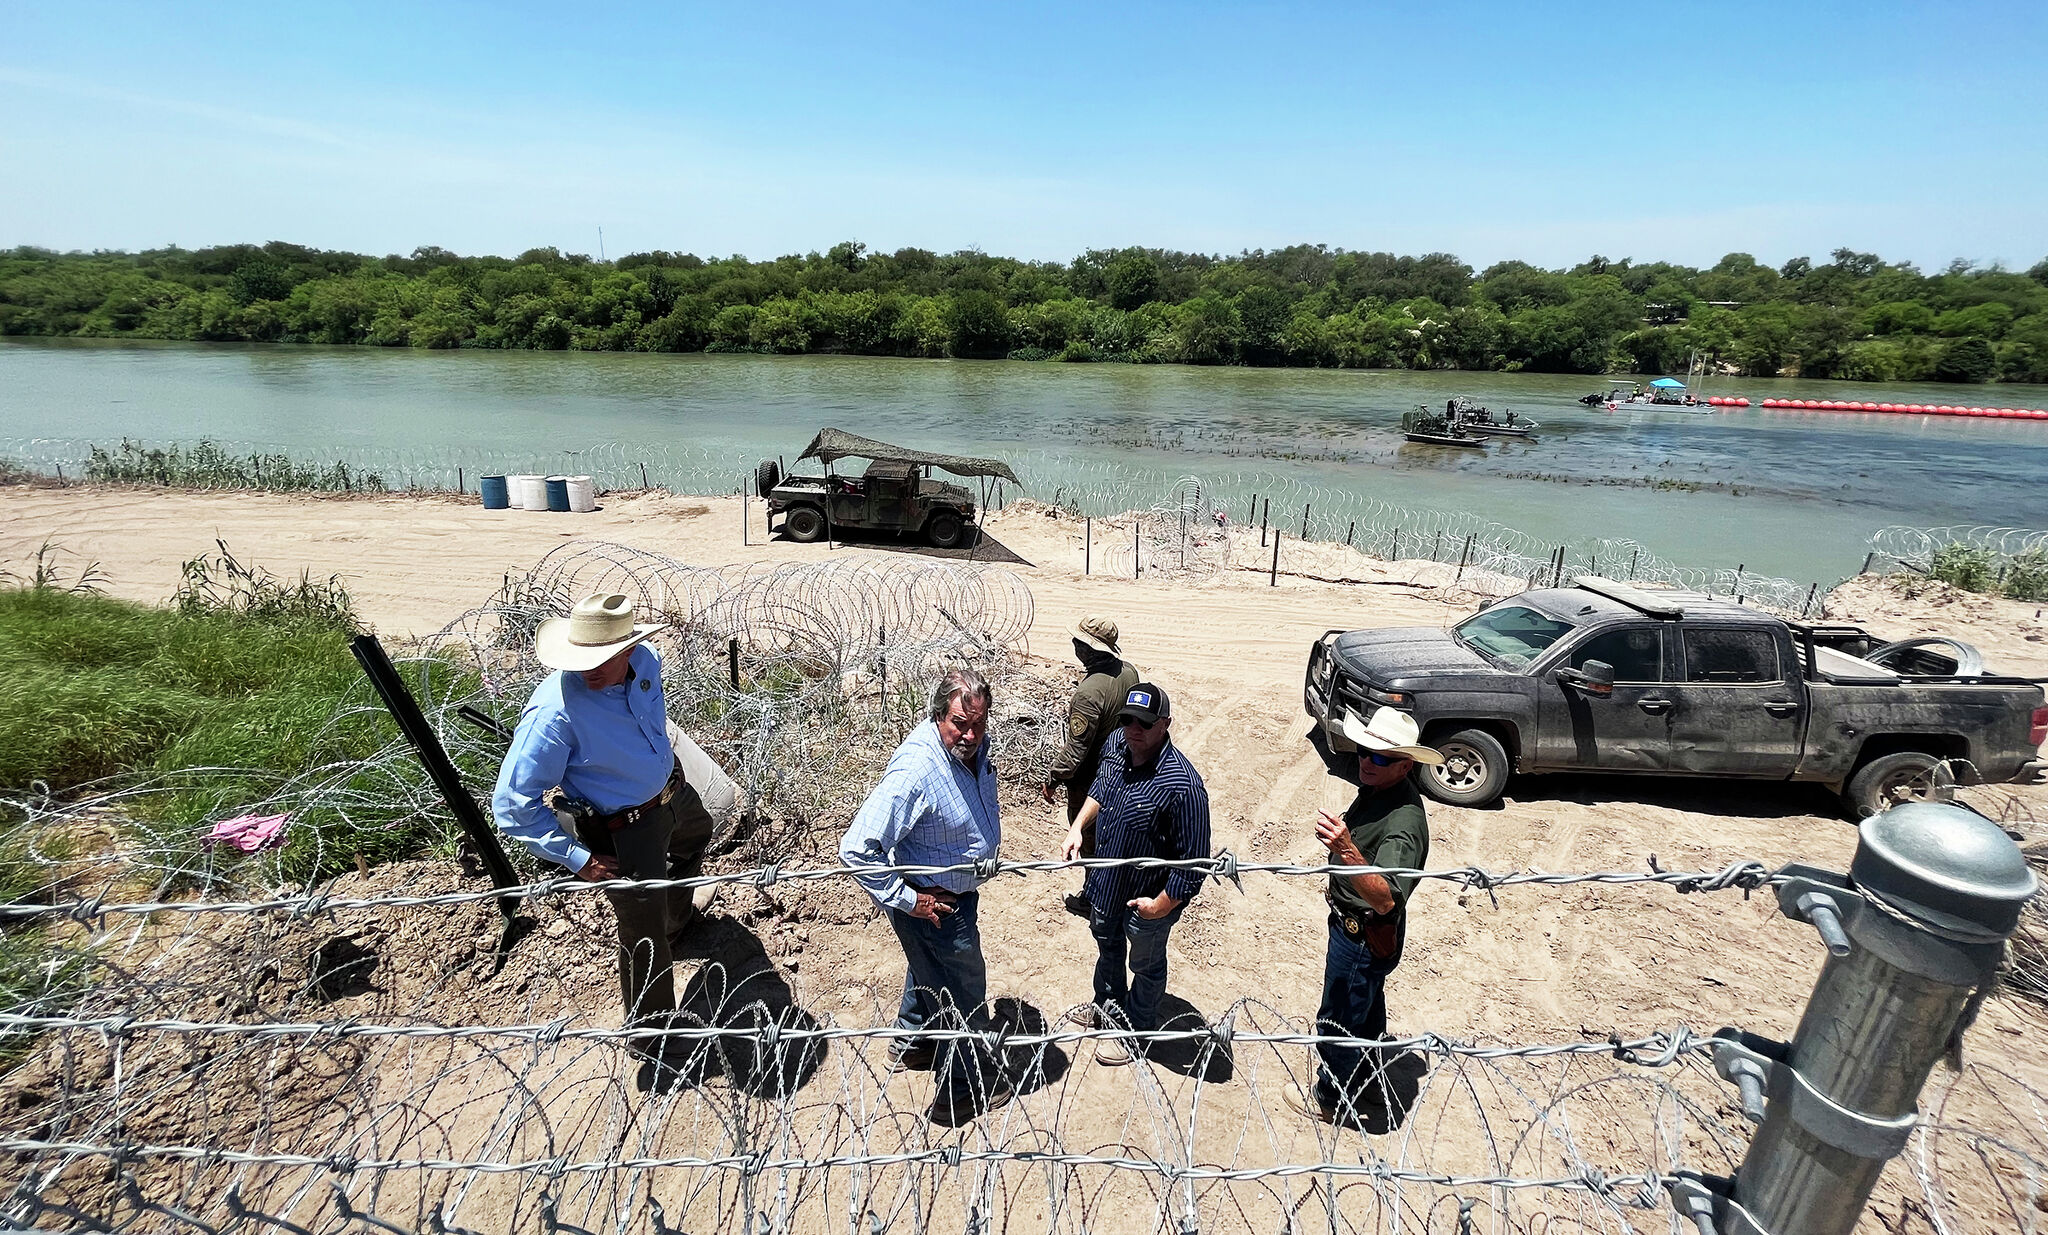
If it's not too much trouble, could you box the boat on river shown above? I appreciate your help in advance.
[1446,398,1538,436]
[1401,406,1488,448]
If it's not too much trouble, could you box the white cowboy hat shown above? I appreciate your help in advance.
[534,593,668,672]
[1336,706,1444,765]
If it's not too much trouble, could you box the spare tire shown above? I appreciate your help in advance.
[755,459,781,499]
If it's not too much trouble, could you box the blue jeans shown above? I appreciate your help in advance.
[886,890,990,1092]
[1089,901,1185,1031]
[1313,918,1395,1111]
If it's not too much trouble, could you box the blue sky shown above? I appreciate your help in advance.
[2,0,2041,270]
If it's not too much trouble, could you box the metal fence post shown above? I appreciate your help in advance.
[1300,503,1310,540]
[1134,522,1141,579]
[1085,517,1092,575]
[1672,802,2035,1235]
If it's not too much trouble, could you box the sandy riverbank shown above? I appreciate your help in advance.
[4,482,2046,1231]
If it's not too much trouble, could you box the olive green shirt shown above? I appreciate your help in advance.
[1049,660,1141,786]
[1326,777,1431,925]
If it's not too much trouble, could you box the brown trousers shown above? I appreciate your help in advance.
[572,779,716,1046]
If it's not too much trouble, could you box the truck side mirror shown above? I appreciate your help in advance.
[1559,660,1615,696]
[1579,660,1616,695]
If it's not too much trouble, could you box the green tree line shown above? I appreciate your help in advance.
[4,240,2046,382]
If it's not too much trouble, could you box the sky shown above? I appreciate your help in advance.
[2,0,2043,272]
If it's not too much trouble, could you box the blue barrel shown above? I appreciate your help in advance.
[480,475,510,509]
[545,476,571,512]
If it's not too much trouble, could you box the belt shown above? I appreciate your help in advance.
[1325,891,1377,939]
[591,762,683,832]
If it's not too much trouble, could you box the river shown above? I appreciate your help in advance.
[3,338,2045,586]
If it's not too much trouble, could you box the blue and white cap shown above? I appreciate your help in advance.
[1115,682,1170,726]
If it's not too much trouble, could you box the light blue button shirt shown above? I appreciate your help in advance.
[492,644,674,872]
[840,719,1001,913]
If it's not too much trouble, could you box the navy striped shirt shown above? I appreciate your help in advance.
[1083,731,1211,911]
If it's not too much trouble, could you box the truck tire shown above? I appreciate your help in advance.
[1844,751,1954,819]
[755,459,781,499]
[1419,727,1511,808]
[784,505,825,543]
[926,511,966,549]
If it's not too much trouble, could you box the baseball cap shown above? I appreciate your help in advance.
[1115,682,1170,726]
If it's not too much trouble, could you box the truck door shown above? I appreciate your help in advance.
[1534,625,1675,771]
[1668,627,1804,776]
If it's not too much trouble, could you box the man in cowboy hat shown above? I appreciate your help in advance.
[1288,706,1440,1130]
[1041,615,1139,916]
[492,592,717,1075]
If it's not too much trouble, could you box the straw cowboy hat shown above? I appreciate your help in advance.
[1337,706,1445,765]
[1070,615,1122,655]
[535,593,668,672]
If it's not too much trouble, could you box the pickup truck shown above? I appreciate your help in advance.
[1303,576,2048,817]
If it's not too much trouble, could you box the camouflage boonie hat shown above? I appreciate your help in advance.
[1070,615,1121,655]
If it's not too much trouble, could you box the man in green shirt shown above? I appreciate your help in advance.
[1288,706,1440,1130]
[1041,615,1140,915]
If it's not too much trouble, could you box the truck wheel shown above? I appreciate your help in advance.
[755,459,781,499]
[926,511,966,549]
[1420,728,1510,808]
[1844,751,1953,819]
[784,505,825,543]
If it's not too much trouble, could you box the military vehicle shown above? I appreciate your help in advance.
[756,428,1022,549]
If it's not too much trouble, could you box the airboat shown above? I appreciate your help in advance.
[1401,406,1488,448]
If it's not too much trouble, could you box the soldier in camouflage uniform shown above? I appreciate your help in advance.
[1040,616,1141,916]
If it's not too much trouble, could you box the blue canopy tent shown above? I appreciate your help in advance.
[1649,377,1688,389]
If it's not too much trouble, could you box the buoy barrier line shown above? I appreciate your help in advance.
[1755,398,2048,419]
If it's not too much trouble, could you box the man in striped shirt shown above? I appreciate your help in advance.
[1060,683,1211,1066]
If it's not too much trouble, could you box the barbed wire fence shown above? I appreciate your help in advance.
[1,526,2042,1232]
[2,435,1823,613]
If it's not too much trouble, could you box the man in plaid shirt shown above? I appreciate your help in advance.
[1061,682,1211,1066]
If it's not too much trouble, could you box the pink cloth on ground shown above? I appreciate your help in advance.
[204,813,290,852]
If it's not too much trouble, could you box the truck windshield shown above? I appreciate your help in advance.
[1452,606,1577,669]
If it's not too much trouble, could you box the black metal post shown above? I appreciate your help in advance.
[1628,549,1639,580]
[1269,528,1280,586]
[348,636,520,916]
[1455,533,1474,583]
[728,637,741,689]
[1345,521,1355,547]
[1300,503,1310,540]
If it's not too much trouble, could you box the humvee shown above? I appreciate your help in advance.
[756,428,1022,549]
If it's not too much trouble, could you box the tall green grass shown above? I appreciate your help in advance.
[0,560,485,881]
[86,438,387,492]
[1927,544,2048,602]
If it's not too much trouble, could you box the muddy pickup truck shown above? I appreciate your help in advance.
[1303,576,2048,817]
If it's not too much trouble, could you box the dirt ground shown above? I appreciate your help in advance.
[4,483,2046,1232]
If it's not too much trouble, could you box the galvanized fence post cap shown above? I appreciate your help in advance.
[1852,802,2036,939]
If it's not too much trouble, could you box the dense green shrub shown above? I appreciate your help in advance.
[5,241,2048,378]
[1927,543,1997,592]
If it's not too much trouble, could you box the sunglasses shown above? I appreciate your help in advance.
[1361,751,1401,767]
[1122,716,1157,731]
